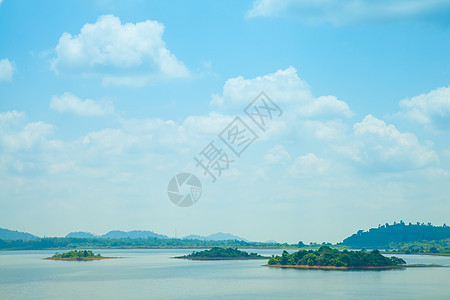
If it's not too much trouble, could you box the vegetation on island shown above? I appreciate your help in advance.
[383,239,450,255]
[341,221,450,249]
[175,247,269,260]
[267,246,406,269]
[45,250,115,261]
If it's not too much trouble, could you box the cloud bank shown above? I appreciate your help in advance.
[247,0,450,25]
[399,86,450,130]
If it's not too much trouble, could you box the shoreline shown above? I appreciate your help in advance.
[264,264,446,270]
[263,264,405,270]
[44,257,118,261]
[173,256,269,260]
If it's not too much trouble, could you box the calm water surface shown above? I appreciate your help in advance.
[1,249,449,299]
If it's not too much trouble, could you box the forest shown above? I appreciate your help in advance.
[341,221,450,248]
[268,246,406,267]
[175,247,268,260]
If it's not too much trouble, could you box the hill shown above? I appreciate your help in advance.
[65,230,168,239]
[66,232,98,238]
[0,228,38,240]
[183,232,248,242]
[100,230,168,239]
[341,221,450,248]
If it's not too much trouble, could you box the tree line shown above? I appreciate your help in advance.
[0,237,296,250]
[341,221,450,248]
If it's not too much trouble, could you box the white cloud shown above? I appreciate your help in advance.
[79,112,234,156]
[264,144,290,164]
[0,58,14,81]
[300,95,353,118]
[247,0,450,25]
[398,86,450,130]
[301,119,348,141]
[289,153,328,177]
[0,110,26,127]
[50,92,114,116]
[183,112,234,136]
[211,66,352,119]
[211,66,310,108]
[51,15,189,86]
[0,111,53,151]
[81,128,141,155]
[351,114,438,170]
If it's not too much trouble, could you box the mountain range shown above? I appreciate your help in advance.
[66,230,169,239]
[183,232,248,242]
[0,228,249,242]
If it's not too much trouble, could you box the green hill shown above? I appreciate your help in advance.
[0,228,38,240]
[341,221,450,248]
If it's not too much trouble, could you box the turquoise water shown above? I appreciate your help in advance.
[1,249,449,299]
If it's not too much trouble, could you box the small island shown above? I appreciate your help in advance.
[265,246,407,270]
[45,250,116,261]
[174,247,269,260]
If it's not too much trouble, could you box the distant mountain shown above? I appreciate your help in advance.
[183,232,249,242]
[100,230,168,239]
[65,230,169,239]
[66,232,98,238]
[0,228,38,240]
[341,221,450,248]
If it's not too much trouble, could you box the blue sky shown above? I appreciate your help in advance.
[1,0,450,243]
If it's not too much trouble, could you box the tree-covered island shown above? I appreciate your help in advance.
[266,246,406,270]
[45,250,117,261]
[174,247,269,260]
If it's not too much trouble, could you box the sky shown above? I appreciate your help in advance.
[1,0,450,244]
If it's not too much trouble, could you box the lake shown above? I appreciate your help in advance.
[1,249,449,299]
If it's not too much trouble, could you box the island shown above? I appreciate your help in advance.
[174,247,269,260]
[45,250,117,261]
[265,246,407,270]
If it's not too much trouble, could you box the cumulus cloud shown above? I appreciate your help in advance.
[51,15,189,86]
[398,86,450,130]
[211,66,352,119]
[247,0,450,25]
[264,144,291,164]
[350,114,438,170]
[289,153,328,177]
[0,111,54,151]
[80,112,234,156]
[0,58,14,81]
[50,92,114,116]
[301,119,348,141]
